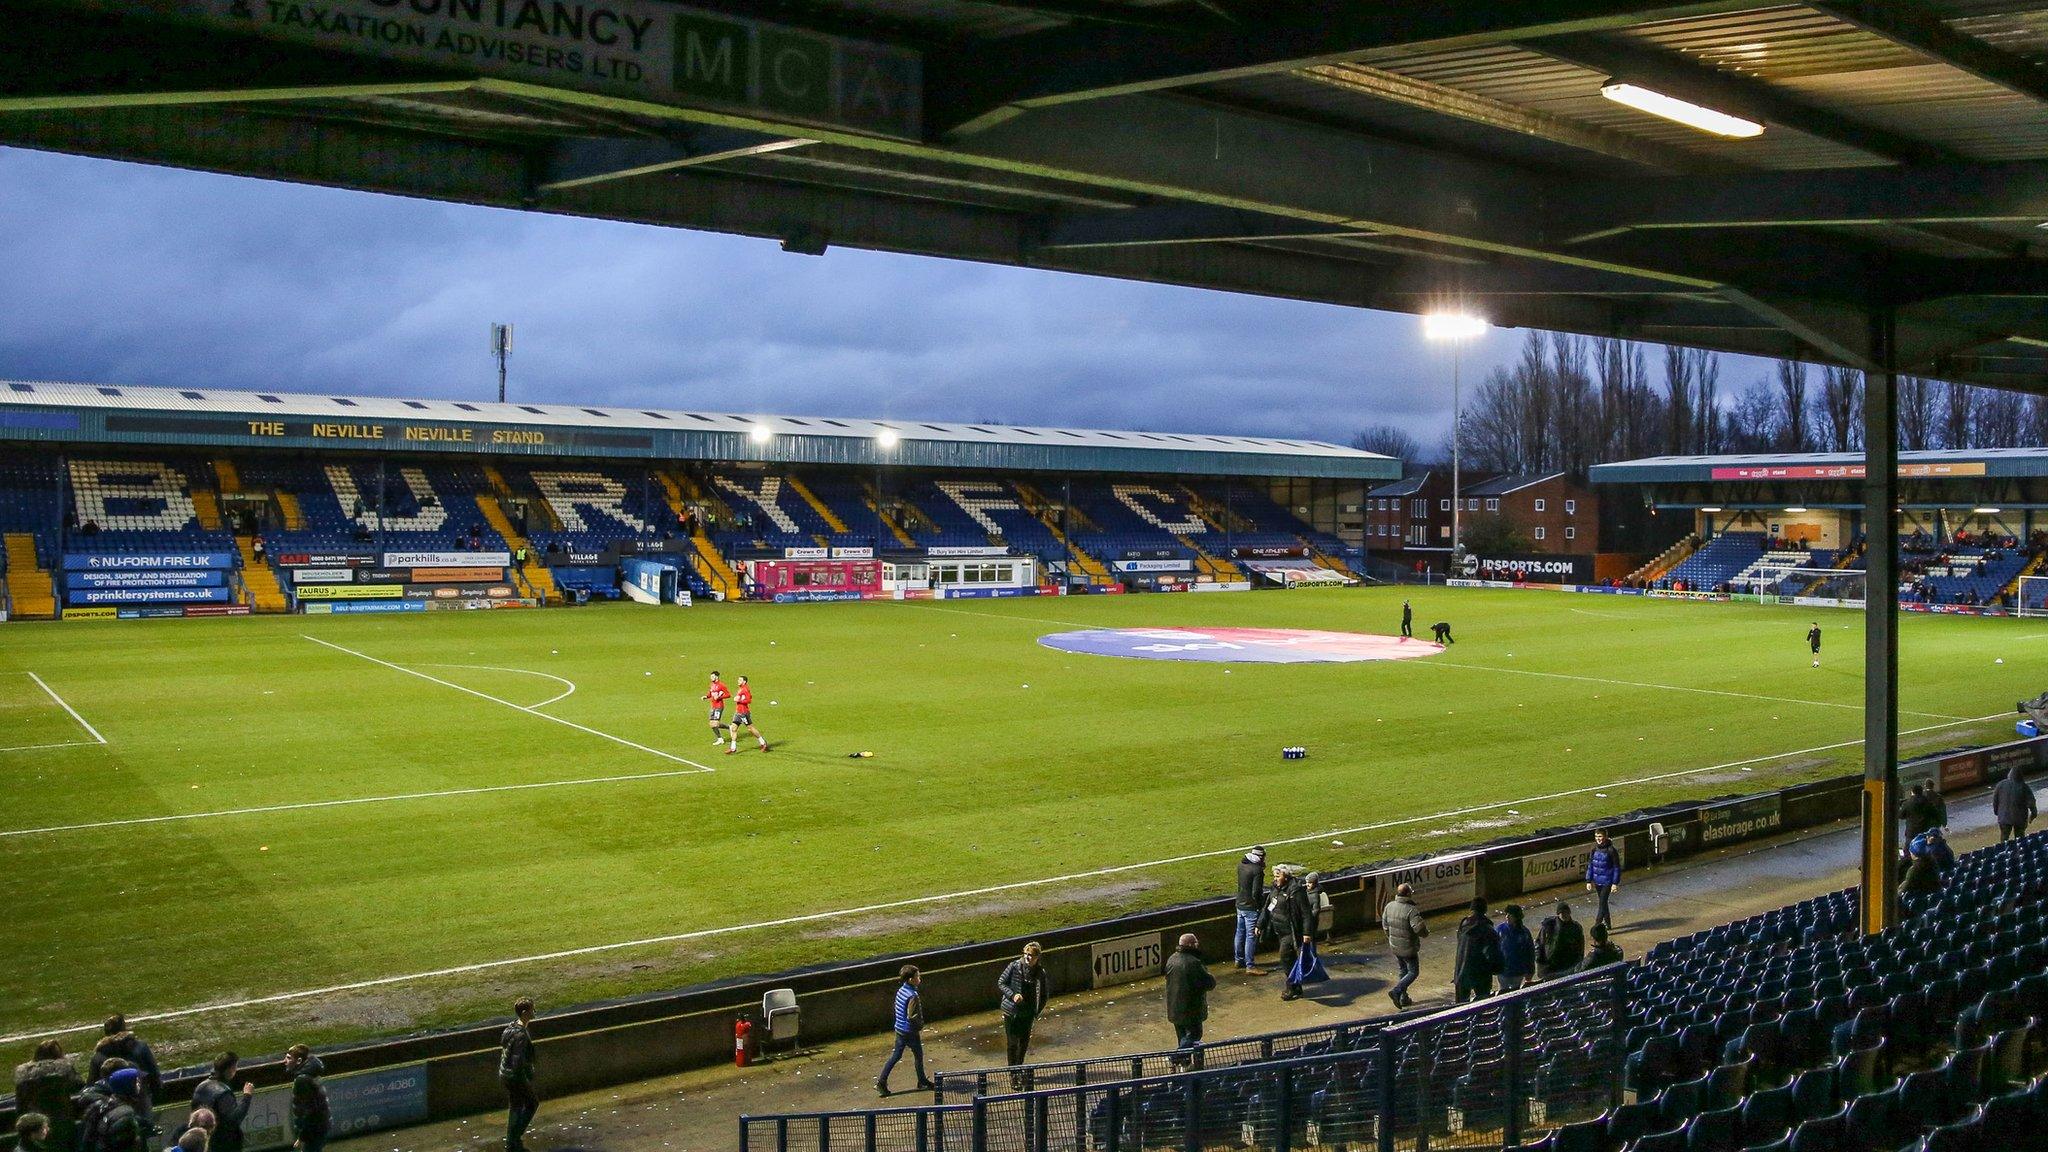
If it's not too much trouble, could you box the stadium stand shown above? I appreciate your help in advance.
[703,469,849,552]
[1658,532,1768,593]
[744,831,2048,1152]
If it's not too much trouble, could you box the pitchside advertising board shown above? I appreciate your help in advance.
[1521,839,1624,890]
[1698,794,1785,847]
[64,551,234,570]
[382,551,510,568]
[1461,554,1594,585]
[86,0,922,140]
[67,586,232,605]
[1370,851,1481,915]
[68,569,226,588]
[148,1063,428,1152]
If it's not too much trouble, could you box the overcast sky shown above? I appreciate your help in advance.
[0,145,1526,445]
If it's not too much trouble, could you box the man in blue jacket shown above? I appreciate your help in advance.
[1495,904,1535,993]
[1584,830,1622,930]
[877,966,933,1096]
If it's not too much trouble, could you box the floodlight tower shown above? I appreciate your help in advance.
[491,323,513,404]
[1423,311,1489,569]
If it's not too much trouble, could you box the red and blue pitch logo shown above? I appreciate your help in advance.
[1037,627,1442,664]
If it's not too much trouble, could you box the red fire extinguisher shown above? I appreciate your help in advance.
[734,1016,754,1067]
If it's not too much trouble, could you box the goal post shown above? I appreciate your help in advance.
[2019,575,2048,618]
[1744,564,1865,607]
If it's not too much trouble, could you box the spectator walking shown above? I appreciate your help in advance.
[1535,903,1585,981]
[189,1055,253,1152]
[283,1046,328,1152]
[1381,882,1427,1010]
[15,1113,51,1152]
[1495,904,1535,993]
[1163,934,1215,1051]
[876,966,931,1096]
[1263,865,1313,1001]
[1580,924,1623,970]
[1303,872,1332,944]
[90,1017,160,1100]
[1453,898,1501,1004]
[14,1040,82,1152]
[1400,600,1413,639]
[1900,783,1939,841]
[1233,847,1266,971]
[999,942,1049,1083]
[1993,765,2036,841]
[1584,831,1622,930]
[82,1068,149,1152]
[499,998,538,1152]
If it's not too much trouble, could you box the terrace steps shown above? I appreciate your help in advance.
[4,533,55,619]
[234,536,287,613]
[862,482,919,547]
[478,496,558,605]
[786,476,848,534]
[1013,481,1112,582]
[213,458,241,494]
[1628,534,1699,585]
[275,491,305,531]
[190,489,223,532]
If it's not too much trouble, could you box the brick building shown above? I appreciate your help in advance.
[1366,471,1598,558]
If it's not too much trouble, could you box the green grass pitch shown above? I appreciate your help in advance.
[0,588,2038,1062]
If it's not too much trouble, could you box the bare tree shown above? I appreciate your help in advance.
[1940,380,1980,449]
[1662,344,1693,456]
[1897,377,1938,451]
[1774,360,1811,452]
[1350,424,1422,463]
[1692,349,1723,453]
[2030,394,2048,445]
[1975,387,2029,448]
[1813,366,1863,452]
[1725,381,1780,452]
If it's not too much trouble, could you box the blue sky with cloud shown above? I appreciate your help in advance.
[0,146,1523,445]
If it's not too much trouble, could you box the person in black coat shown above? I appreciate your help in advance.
[13,1040,82,1152]
[1453,898,1501,1003]
[283,1047,328,1152]
[1580,924,1623,970]
[189,1054,254,1152]
[1535,903,1585,981]
[1163,934,1216,1051]
[89,1018,159,1100]
[1262,866,1314,1001]
[499,998,539,1152]
[1993,765,2037,841]
[1899,784,1939,842]
[1233,847,1266,971]
[998,942,1050,1083]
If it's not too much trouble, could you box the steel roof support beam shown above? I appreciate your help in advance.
[534,130,813,193]
[924,0,1753,135]
[1557,160,2048,241]
[1814,1,2048,110]
[1525,32,1954,165]
[1037,204,1377,248]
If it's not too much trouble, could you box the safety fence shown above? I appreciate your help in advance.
[933,1014,1399,1101]
[741,968,1626,1152]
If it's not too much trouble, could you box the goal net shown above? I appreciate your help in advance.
[2019,575,2048,618]
[1742,563,1865,607]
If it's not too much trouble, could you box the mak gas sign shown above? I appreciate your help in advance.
[101,0,921,139]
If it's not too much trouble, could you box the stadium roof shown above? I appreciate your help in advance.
[0,379,1397,479]
[1590,447,2048,483]
[9,2,2048,393]
[1368,473,1431,498]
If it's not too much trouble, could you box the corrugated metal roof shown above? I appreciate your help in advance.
[0,379,1387,462]
[1591,447,2048,483]
[1369,473,1431,497]
[1467,471,1566,495]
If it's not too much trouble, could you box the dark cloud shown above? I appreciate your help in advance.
[0,147,1517,444]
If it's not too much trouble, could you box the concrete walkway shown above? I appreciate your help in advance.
[339,788,2012,1152]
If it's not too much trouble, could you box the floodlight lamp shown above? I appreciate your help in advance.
[1423,312,1489,341]
[749,424,772,445]
[1601,82,1764,138]
[875,427,900,450]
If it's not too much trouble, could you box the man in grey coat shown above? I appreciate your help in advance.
[1381,882,1427,1010]
[1993,765,2037,841]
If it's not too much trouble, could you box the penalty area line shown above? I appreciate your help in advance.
[0,741,100,755]
[0,707,2009,1044]
[26,672,108,745]
[302,636,710,772]
[1420,658,1964,721]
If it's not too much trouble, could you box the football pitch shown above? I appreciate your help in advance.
[0,588,2039,1062]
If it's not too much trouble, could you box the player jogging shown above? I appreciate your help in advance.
[728,675,769,754]
[1807,622,1822,668]
[704,672,731,745]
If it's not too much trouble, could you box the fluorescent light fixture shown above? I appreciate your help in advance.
[875,427,900,450]
[1601,82,1764,139]
[1785,506,1808,513]
[1700,506,1724,513]
[748,424,772,445]
[1975,507,2001,514]
[1422,312,1489,341]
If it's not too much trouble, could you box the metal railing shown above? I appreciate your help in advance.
[742,968,1626,1152]
[933,1014,1404,1101]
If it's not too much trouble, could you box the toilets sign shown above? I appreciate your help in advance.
[98,0,921,139]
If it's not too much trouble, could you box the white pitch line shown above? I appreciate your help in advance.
[1421,658,1964,721]
[26,672,107,745]
[0,741,99,755]
[0,706,2012,1044]
[415,663,577,709]
[0,767,711,841]
[303,636,711,772]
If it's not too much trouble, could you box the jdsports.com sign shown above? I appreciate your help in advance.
[1468,554,1593,585]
